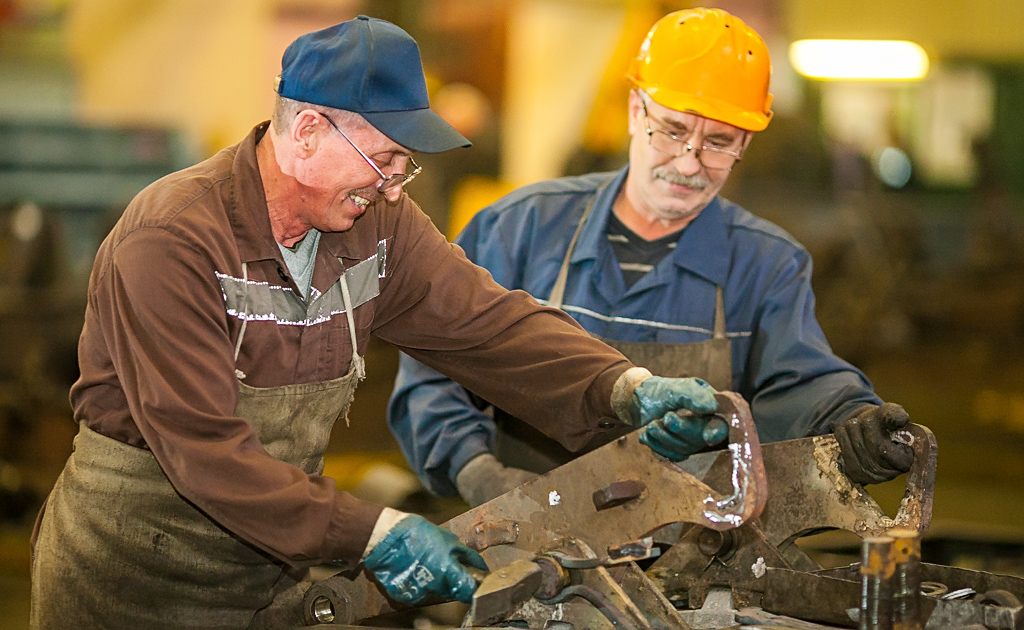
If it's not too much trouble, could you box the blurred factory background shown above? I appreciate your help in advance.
[2,0,1024,625]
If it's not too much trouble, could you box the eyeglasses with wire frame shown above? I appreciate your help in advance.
[320,113,422,193]
[640,100,745,171]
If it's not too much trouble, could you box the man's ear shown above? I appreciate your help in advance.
[626,90,644,138]
[741,131,754,152]
[737,131,754,159]
[291,109,323,158]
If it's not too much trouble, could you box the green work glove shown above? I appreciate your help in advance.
[363,514,488,605]
[640,410,730,462]
[629,377,725,462]
[628,376,719,426]
[834,403,914,485]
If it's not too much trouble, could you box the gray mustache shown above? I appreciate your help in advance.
[654,167,710,190]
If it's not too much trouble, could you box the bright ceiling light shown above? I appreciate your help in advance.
[789,40,929,81]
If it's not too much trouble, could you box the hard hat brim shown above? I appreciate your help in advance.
[644,86,772,132]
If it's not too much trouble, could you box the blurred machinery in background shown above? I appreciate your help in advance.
[0,120,194,522]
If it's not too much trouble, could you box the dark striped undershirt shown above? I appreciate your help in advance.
[605,211,684,288]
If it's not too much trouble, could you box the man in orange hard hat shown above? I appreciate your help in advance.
[389,8,917,506]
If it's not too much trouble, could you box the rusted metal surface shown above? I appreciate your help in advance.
[466,518,519,552]
[697,528,738,560]
[758,560,1024,630]
[648,520,794,609]
[469,559,544,627]
[593,480,647,511]
[673,423,937,557]
[608,537,660,563]
[300,418,942,627]
[761,567,859,628]
[816,563,1024,600]
[646,424,937,617]
[738,606,856,630]
[860,536,896,630]
[890,530,923,630]
[615,561,692,630]
[445,393,765,574]
[301,571,394,626]
[472,537,690,630]
[922,597,1024,630]
[567,559,690,630]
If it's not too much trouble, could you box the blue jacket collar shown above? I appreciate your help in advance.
[571,166,627,263]
[669,196,730,287]
[570,165,730,287]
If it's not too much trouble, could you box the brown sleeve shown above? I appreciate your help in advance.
[94,226,381,567]
[373,198,634,451]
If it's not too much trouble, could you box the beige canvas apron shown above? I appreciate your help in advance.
[31,269,366,630]
[495,201,733,473]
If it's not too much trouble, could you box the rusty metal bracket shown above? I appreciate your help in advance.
[648,520,795,610]
[299,417,936,628]
[446,392,767,573]
[645,423,938,615]
[674,422,937,553]
[483,538,692,630]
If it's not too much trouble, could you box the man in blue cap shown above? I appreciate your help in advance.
[30,16,734,628]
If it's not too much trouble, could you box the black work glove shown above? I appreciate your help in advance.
[834,403,914,485]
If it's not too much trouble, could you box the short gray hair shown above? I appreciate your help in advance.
[271,95,367,135]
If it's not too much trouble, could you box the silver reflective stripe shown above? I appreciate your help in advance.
[218,240,385,326]
[618,263,655,273]
[538,299,753,338]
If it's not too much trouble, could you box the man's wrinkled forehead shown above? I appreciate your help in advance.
[646,97,744,137]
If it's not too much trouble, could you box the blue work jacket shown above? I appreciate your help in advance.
[388,167,881,496]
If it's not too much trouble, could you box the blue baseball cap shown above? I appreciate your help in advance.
[275,15,470,154]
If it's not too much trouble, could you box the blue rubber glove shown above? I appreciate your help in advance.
[363,514,488,605]
[640,411,730,462]
[629,377,725,462]
[628,377,719,426]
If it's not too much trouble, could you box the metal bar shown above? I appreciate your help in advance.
[761,567,859,627]
[890,530,923,630]
[860,536,896,630]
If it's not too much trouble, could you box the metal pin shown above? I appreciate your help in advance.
[860,536,895,630]
[889,529,922,630]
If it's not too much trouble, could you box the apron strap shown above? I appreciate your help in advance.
[233,262,250,379]
[337,271,366,428]
[713,286,726,340]
[547,197,596,310]
[339,272,366,381]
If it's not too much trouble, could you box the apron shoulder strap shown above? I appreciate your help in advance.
[713,286,726,340]
[547,197,597,310]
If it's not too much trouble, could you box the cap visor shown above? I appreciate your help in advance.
[363,108,471,153]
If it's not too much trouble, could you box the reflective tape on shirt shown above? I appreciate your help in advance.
[218,239,386,326]
[540,299,753,338]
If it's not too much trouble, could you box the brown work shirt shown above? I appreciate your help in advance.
[69,122,633,567]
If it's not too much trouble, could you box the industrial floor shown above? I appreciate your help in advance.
[2,336,1023,628]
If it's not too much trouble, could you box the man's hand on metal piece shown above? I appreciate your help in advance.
[363,513,488,605]
[456,453,541,507]
[834,402,915,485]
[629,376,727,462]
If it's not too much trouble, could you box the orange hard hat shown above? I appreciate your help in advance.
[627,8,773,132]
